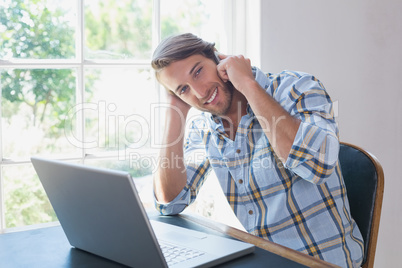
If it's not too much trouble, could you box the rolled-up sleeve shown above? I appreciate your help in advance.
[285,122,339,184]
[258,70,340,185]
[154,187,191,215]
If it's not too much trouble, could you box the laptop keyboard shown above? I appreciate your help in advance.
[159,241,205,266]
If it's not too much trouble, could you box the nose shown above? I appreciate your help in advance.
[191,83,208,99]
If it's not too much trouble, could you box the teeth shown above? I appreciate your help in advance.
[206,88,217,104]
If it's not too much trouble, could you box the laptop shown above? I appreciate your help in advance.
[31,157,254,268]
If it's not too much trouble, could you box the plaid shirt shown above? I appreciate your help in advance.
[155,68,364,267]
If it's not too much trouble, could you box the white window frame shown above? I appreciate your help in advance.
[0,0,261,233]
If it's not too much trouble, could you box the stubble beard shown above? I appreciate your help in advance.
[206,81,235,117]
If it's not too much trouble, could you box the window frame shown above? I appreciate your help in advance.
[0,0,261,233]
[0,0,158,232]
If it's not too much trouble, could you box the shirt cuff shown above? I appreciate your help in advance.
[153,188,190,215]
[285,121,339,184]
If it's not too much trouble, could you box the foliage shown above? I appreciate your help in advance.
[0,0,75,59]
[4,169,57,227]
[0,0,211,228]
[0,0,76,135]
[85,0,153,59]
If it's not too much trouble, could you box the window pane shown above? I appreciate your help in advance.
[160,0,227,51]
[83,67,158,157]
[1,69,79,159]
[3,164,57,228]
[84,0,153,60]
[0,0,76,59]
[0,0,233,232]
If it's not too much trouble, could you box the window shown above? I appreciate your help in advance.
[0,0,239,232]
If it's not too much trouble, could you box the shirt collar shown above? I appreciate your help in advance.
[209,113,223,130]
[207,105,255,131]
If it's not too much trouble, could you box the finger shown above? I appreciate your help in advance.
[217,66,229,82]
[216,52,228,61]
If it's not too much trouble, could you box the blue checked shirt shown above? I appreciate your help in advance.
[154,68,364,267]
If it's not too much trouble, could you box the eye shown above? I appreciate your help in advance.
[180,85,188,95]
[195,67,202,78]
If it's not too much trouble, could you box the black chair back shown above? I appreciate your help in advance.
[339,142,384,267]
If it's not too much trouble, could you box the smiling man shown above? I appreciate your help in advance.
[151,33,364,267]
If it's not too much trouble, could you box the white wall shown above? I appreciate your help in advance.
[260,0,402,266]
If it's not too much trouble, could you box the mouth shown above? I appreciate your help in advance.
[205,88,218,104]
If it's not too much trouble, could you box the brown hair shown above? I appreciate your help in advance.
[151,33,217,82]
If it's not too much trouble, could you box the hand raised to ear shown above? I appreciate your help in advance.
[215,54,255,94]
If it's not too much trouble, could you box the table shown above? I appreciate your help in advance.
[0,212,338,267]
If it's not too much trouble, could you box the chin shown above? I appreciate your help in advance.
[208,106,231,117]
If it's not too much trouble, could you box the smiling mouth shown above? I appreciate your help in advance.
[205,88,218,104]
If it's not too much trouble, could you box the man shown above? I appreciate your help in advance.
[151,33,364,267]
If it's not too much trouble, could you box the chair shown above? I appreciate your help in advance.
[339,142,384,268]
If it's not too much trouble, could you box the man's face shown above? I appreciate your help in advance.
[158,54,233,116]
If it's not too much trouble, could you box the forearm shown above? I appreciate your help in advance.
[216,55,300,161]
[243,80,300,161]
[154,109,188,203]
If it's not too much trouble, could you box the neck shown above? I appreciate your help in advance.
[221,90,248,140]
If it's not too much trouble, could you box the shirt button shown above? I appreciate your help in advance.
[248,210,253,215]
[238,179,243,184]
[236,149,241,154]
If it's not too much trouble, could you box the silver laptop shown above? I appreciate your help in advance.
[31,157,254,268]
